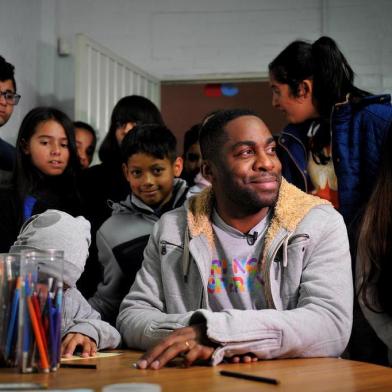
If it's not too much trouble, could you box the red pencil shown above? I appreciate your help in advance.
[31,293,48,353]
[26,296,50,372]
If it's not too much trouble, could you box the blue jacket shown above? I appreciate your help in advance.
[277,94,392,226]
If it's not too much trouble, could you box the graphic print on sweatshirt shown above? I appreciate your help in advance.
[208,209,270,311]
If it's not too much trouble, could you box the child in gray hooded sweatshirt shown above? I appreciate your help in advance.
[10,209,121,358]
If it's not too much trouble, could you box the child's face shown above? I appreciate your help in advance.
[123,153,183,207]
[115,122,135,145]
[75,127,94,169]
[23,120,70,176]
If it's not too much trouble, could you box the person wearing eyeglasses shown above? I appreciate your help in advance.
[0,55,20,174]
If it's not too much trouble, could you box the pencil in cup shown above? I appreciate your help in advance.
[26,295,50,372]
[0,253,22,368]
[4,277,21,362]
[17,250,64,373]
[54,281,63,367]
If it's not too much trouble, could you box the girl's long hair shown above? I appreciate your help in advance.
[357,125,392,316]
[269,36,369,163]
[13,107,81,223]
[98,95,164,165]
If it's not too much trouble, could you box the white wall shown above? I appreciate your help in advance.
[1,0,391,145]
[56,0,392,90]
[326,0,392,94]
[0,0,44,144]
[57,0,323,78]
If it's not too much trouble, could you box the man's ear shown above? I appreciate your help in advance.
[201,160,214,183]
[173,156,183,177]
[298,79,313,99]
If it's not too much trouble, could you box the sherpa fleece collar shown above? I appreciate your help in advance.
[187,178,330,260]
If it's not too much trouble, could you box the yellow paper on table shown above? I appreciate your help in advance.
[61,351,122,361]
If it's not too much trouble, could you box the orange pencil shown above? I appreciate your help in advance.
[26,296,50,372]
[31,293,48,353]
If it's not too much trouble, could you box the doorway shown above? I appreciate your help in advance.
[161,79,287,155]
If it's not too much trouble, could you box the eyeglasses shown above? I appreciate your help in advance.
[0,91,21,105]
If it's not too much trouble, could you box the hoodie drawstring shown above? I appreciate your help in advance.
[282,235,290,268]
[182,226,191,282]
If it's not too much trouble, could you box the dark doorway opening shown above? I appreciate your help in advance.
[161,80,287,155]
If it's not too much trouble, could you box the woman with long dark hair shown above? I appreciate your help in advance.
[357,125,392,365]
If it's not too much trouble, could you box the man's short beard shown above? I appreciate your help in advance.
[216,162,281,216]
[226,183,279,215]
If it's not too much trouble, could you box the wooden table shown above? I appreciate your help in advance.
[1,351,391,391]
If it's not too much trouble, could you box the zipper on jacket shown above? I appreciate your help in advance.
[265,232,310,308]
[264,233,290,309]
[160,240,183,255]
[288,233,310,244]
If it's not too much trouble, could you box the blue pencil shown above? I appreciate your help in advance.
[22,276,32,372]
[4,277,21,361]
[54,281,63,368]
[47,293,57,370]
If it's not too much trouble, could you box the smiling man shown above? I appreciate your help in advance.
[117,109,353,369]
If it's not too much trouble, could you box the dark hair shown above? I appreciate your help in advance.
[99,95,164,165]
[0,55,16,91]
[13,107,80,221]
[121,124,178,164]
[357,125,392,316]
[199,108,256,163]
[183,123,201,155]
[269,36,369,163]
[74,121,97,159]
[269,36,369,117]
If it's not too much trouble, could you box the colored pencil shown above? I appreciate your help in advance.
[54,281,63,367]
[61,363,97,369]
[220,370,279,385]
[47,293,57,370]
[26,296,49,372]
[4,277,20,360]
[31,291,48,353]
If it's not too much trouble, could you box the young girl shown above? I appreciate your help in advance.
[356,125,392,366]
[269,36,392,227]
[0,107,81,252]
